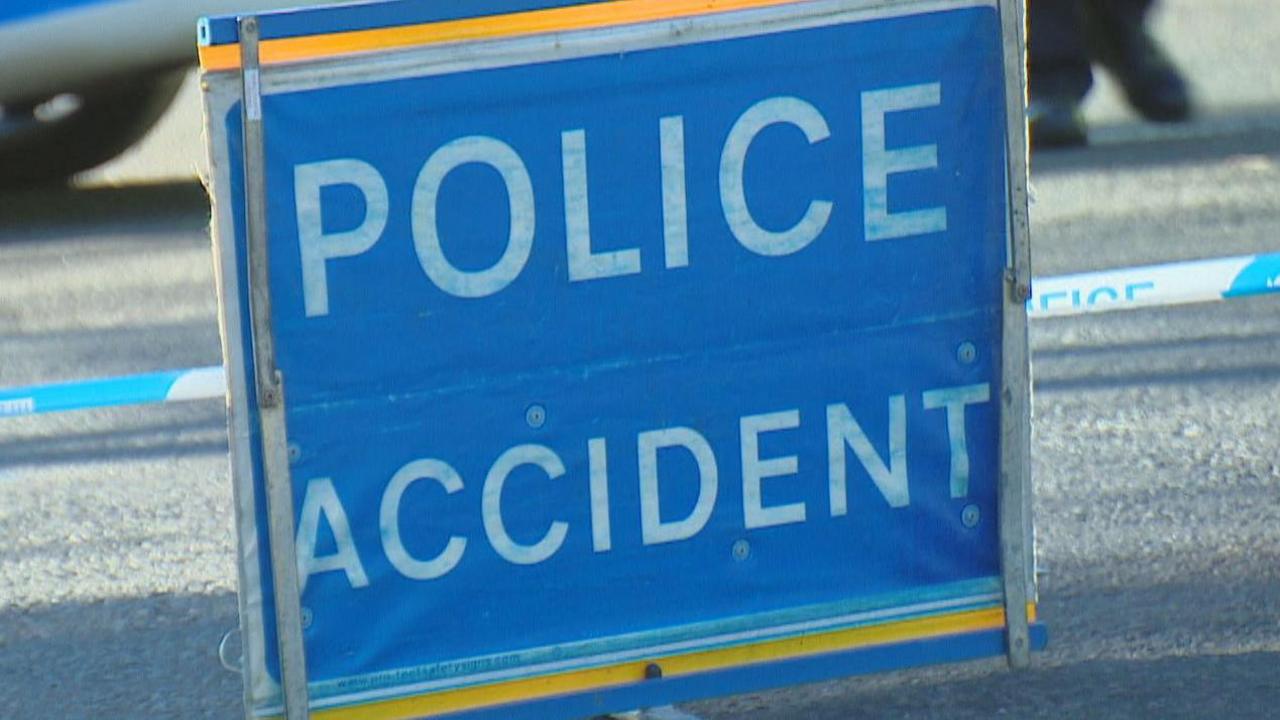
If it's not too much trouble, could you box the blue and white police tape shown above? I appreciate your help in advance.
[0,366,224,418]
[1028,251,1280,317]
[3,253,1279,419]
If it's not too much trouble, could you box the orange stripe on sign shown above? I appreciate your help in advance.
[291,603,1036,720]
[199,0,813,71]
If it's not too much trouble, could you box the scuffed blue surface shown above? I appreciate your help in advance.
[219,4,1014,712]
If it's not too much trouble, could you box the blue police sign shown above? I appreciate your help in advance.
[201,1,1040,717]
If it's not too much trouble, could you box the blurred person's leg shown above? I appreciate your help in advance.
[1084,0,1192,121]
[1029,0,1093,147]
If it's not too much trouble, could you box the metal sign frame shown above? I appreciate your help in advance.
[202,1,1036,718]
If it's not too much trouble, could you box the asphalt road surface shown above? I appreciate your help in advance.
[2,1,1279,718]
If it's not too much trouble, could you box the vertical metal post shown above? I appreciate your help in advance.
[997,0,1034,670]
[238,15,312,719]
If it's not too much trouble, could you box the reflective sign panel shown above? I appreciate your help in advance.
[202,1,1039,717]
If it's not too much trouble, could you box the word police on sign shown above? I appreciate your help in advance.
[295,86,948,315]
[200,0,1037,718]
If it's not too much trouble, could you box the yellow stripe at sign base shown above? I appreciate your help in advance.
[199,0,816,72]
[295,603,1037,720]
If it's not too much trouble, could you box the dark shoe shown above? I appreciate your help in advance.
[1084,11,1192,122]
[1029,96,1088,149]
